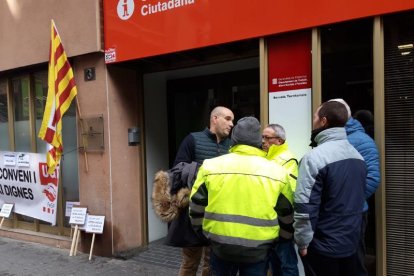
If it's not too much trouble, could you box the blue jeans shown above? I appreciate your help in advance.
[269,239,299,276]
[210,251,269,276]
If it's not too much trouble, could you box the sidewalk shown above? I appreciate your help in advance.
[0,236,306,276]
[0,236,180,276]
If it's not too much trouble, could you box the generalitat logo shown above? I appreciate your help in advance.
[117,0,135,20]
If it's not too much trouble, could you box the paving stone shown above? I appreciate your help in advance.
[0,236,180,276]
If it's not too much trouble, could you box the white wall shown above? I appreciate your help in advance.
[144,74,169,242]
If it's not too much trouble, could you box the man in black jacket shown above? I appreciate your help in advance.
[170,106,234,276]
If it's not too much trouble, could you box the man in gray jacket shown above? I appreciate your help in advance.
[294,101,367,276]
[329,99,380,275]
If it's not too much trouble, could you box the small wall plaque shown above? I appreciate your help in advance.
[79,115,104,152]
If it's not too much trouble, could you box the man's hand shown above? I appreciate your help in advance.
[299,248,307,256]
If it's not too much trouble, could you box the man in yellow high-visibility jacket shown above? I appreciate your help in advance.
[263,124,299,276]
[190,117,294,276]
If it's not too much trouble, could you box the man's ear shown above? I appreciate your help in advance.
[321,117,328,127]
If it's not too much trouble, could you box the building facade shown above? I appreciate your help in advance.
[0,1,413,275]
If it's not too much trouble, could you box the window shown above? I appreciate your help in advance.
[320,18,377,264]
[12,76,31,152]
[34,71,48,153]
[384,10,414,275]
[321,19,374,113]
[0,70,79,234]
[0,80,9,150]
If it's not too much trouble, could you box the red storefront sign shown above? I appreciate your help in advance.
[104,0,413,63]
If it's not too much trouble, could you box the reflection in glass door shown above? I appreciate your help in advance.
[320,18,376,274]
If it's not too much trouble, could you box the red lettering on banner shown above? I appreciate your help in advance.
[39,163,58,186]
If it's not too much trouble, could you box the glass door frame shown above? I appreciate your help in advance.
[260,16,386,276]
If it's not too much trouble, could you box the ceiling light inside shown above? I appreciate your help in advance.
[398,44,413,50]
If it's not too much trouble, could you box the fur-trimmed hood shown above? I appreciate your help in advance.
[151,162,199,223]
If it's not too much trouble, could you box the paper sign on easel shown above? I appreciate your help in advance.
[69,207,87,225]
[72,212,90,256]
[65,201,80,217]
[78,213,88,231]
[85,215,105,260]
[0,203,14,228]
[69,206,87,257]
[67,202,81,239]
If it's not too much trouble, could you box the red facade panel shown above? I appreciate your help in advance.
[104,0,413,62]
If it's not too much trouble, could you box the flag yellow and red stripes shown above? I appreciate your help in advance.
[38,20,77,174]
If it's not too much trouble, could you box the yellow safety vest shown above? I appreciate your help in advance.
[266,142,298,193]
[190,144,293,248]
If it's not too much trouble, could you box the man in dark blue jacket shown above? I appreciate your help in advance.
[294,101,367,276]
[330,99,380,276]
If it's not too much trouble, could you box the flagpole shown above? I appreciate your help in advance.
[76,98,89,173]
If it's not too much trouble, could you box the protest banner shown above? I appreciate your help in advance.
[0,152,59,225]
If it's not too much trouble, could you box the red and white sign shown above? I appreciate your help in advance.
[0,152,59,225]
[268,31,312,159]
[104,0,414,62]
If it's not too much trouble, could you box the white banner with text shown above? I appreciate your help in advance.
[0,152,59,225]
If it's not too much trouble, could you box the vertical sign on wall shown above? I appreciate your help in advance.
[268,31,312,160]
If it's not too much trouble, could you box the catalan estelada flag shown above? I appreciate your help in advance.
[38,20,78,174]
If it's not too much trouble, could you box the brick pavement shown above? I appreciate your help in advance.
[0,236,181,276]
[131,238,182,270]
[0,236,305,276]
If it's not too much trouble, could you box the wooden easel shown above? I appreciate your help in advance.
[85,215,105,261]
[69,224,79,256]
[68,206,87,257]
[89,233,96,260]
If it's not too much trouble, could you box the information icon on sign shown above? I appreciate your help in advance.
[117,0,134,20]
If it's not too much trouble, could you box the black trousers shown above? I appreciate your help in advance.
[355,212,369,276]
[300,248,360,276]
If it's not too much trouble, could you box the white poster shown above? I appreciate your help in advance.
[269,89,312,160]
[0,151,59,225]
[85,215,105,234]
[65,201,80,217]
[0,203,14,218]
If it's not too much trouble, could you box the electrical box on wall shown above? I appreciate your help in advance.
[128,127,140,146]
[79,115,104,152]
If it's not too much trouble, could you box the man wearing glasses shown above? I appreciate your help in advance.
[262,124,299,276]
